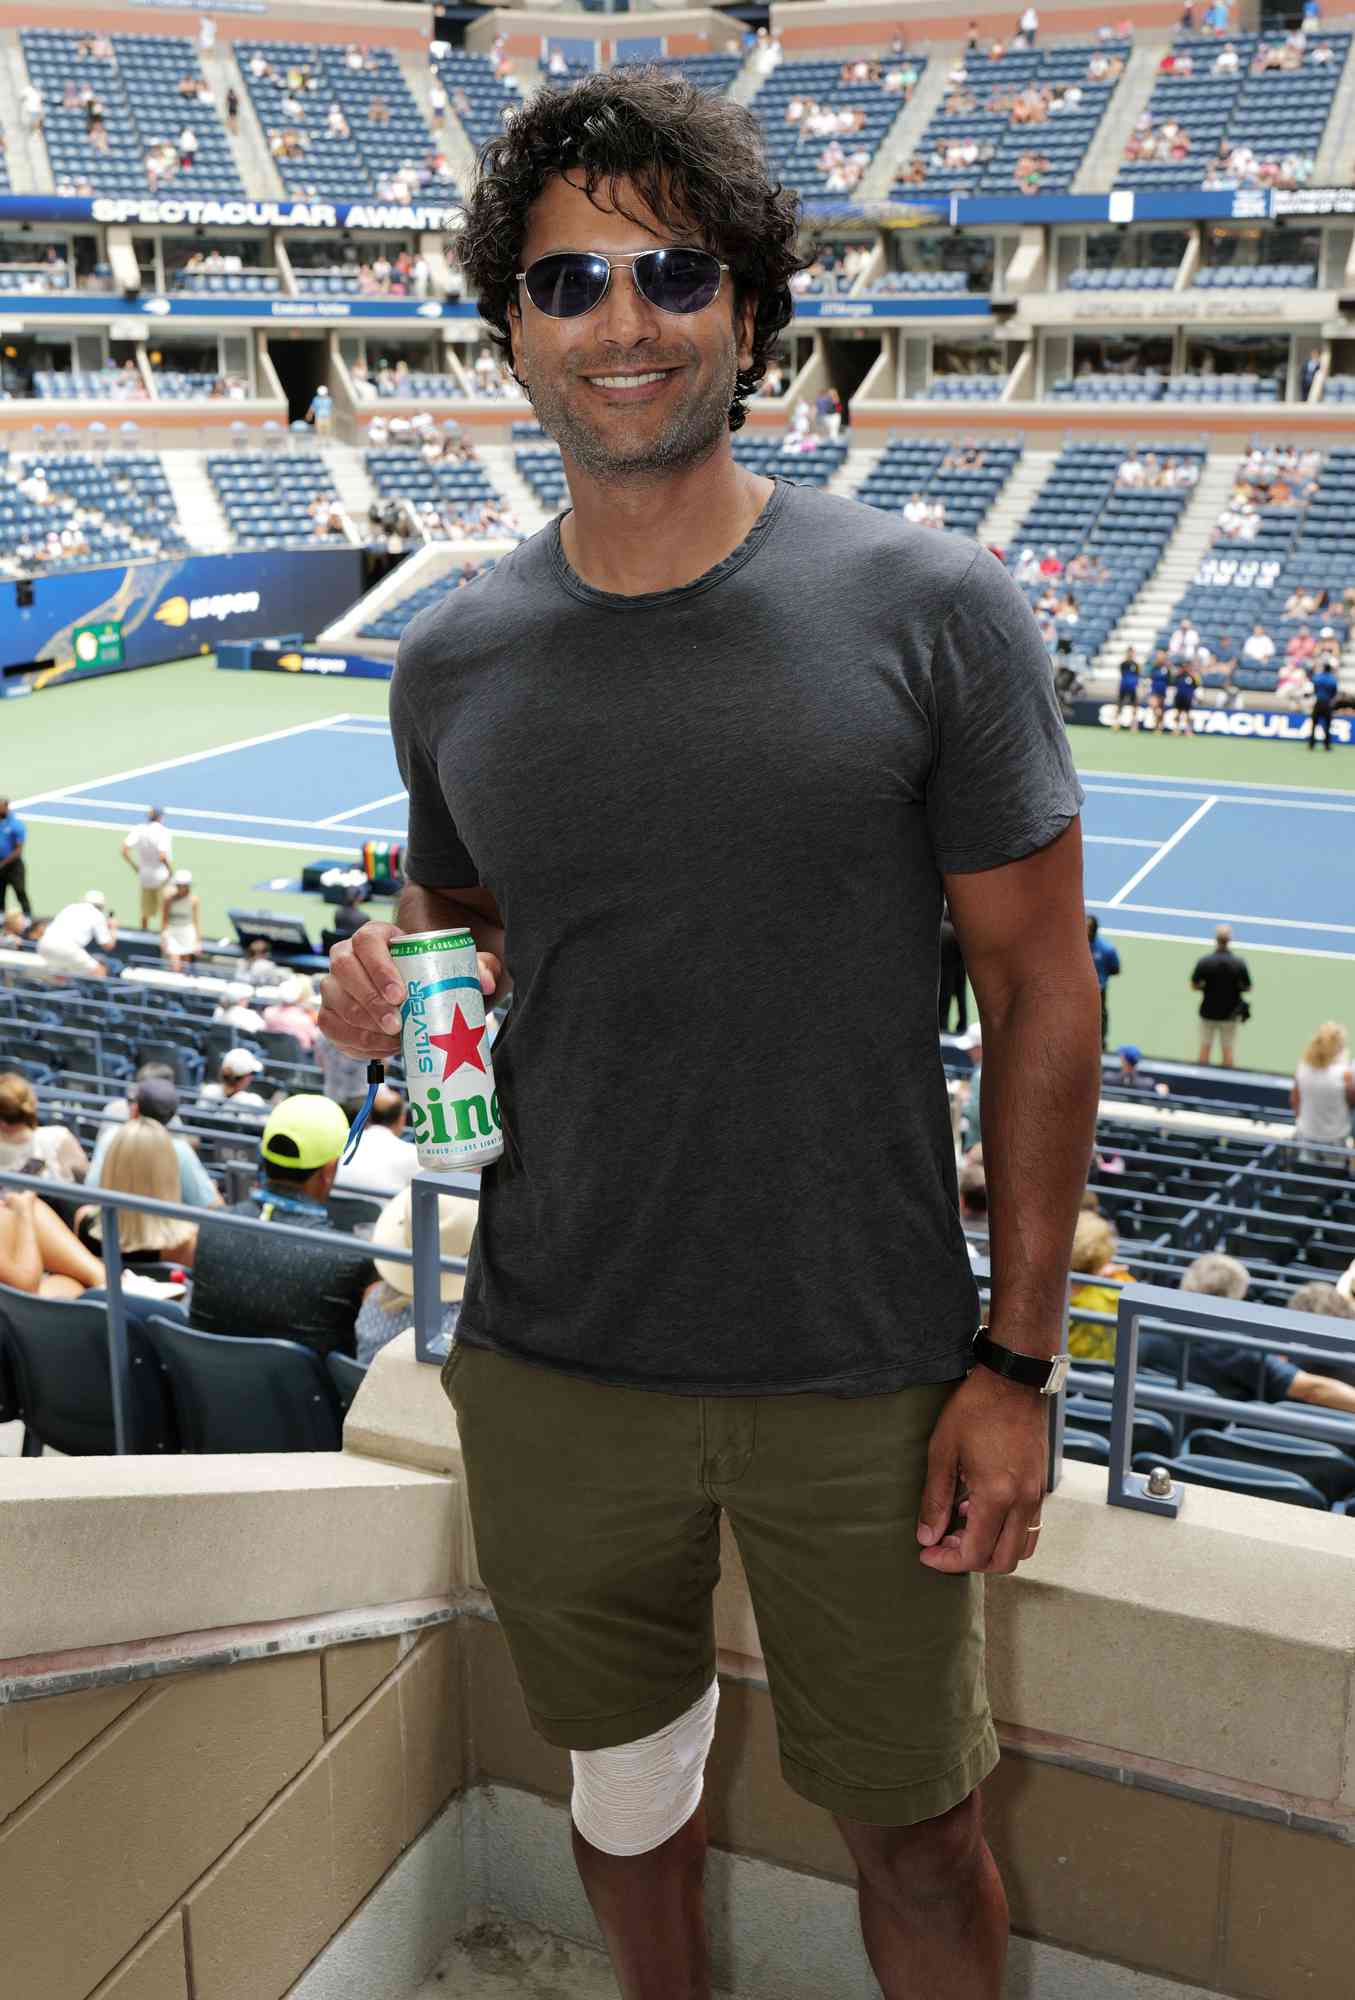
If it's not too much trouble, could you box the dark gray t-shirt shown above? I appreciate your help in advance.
[390,476,1083,1395]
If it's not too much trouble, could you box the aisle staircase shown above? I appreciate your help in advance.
[975,448,1058,553]
[1072,44,1160,193]
[855,60,949,201]
[1099,451,1242,672]
[160,449,232,550]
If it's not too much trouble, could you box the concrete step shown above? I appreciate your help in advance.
[203,45,283,198]
[399,47,476,189]
[978,449,1059,553]
[159,449,232,551]
[323,441,378,528]
[1314,36,1355,182]
[0,32,52,193]
[477,441,555,534]
[828,444,881,498]
[1073,43,1161,194]
[1099,454,1243,667]
[856,59,949,200]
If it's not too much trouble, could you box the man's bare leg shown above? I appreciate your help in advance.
[836,1790,1008,2000]
[571,1797,712,2000]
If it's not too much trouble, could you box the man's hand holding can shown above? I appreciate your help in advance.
[319,920,503,1060]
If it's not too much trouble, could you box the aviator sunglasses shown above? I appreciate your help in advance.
[515,247,730,319]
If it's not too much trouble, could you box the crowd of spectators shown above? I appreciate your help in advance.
[791,242,874,295]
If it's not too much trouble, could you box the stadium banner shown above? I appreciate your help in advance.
[0,196,463,232]
[0,547,362,692]
[1069,698,1352,746]
[0,293,478,323]
[792,295,990,319]
[218,642,393,681]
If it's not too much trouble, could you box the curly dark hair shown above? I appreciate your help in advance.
[455,67,806,432]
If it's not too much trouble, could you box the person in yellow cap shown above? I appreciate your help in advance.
[187,1095,377,1359]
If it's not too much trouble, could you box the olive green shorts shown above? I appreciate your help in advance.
[442,1341,999,1827]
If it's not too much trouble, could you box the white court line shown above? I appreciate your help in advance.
[1083,781,1355,815]
[1117,900,1355,939]
[1097,923,1355,966]
[1081,766,1355,801]
[324,724,390,736]
[14,713,353,810]
[1084,835,1159,848]
[14,813,364,858]
[1106,797,1218,909]
[320,789,408,825]
[31,795,406,838]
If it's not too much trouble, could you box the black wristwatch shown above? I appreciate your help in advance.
[970,1330,1070,1397]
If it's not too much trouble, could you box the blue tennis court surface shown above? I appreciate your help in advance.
[16,722,1353,962]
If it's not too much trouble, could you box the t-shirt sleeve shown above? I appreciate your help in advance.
[177,1141,217,1210]
[923,546,1085,874]
[389,621,481,888]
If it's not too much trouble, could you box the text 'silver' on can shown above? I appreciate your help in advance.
[391,929,505,1170]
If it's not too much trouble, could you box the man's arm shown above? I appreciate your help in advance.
[1289,1371,1355,1416]
[396,882,510,1004]
[318,881,509,1058]
[944,817,1102,1360]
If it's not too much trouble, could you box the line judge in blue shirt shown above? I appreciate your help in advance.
[1310,664,1339,751]
[0,798,30,921]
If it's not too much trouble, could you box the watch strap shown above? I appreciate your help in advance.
[971,1330,1067,1394]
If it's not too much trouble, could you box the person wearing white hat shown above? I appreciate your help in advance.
[159,868,201,973]
[37,889,117,978]
[212,981,265,1035]
[354,1182,477,1365]
[199,1048,268,1108]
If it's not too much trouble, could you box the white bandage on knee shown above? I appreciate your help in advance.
[570,1678,719,1858]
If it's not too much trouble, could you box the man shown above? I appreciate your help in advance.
[330,882,370,941]
[199,1048,268,1109]
[98,1059,181,1140]
[0,798,31,919]
[1167,616,1199,662]
[1191,923,1251,1067]
[1117,1044,1169,1096]
[1138,1255,1355,1412]
[37,888,116,978]
[1309,658,1339,751]
[1086,914,1119,1050]
[188,1095,376,1359]
[86,1077,221,1209]
[239,937,284,988]
[1168,662,1197,736]
[318,70,1100,2000]
[1242,622,1275,666]
[1146,650,1170,731]
[121,805,173,929]
[1112,647,1140,730]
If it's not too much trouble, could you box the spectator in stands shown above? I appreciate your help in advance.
[0,1186,105,1299]
[1287,1282,1353,1324]
[88,1078,220,1209]
[264,973,322,1052]
[78,1120,199,1270]
[0,1072,88,1182]
[1310,657,1339,752]
[98,1060,179,1141]
[38,889,115,979]
[1191,924,1251,1068]
[357,1181,475,1365]
[159,868,201,974]
[331,882,370,942]
[225,85,239,130]
[1086,916,1120,1050]
[1067,1212,1129,1360]
[1275,657,1313,710]
[335,1084,418,1198]
[188,1096,376,1359]
[1138,1255,1355,1414]
[0,798,30,921]
[1291,1021,1353,1164]
[200,1049,268,1110]
[121,805,172,930]
[1168,616,1201,661]
[368,95,391,127]
[214,981,265,1035]
[1242,622,1275,667]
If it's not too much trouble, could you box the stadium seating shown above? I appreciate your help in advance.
[733,434,848,488]
[1194,262,1317,288]
[897,42,1127,198]
[373,372,464,401]
[750,56,919,198]
[856,439,1020,533]
[430,47,517,151]
[31,370,148,401]
[236,40,453,200]
[1152,447,1354,687]
[1325,375,1355,401]
[0,450,185,572]
[365,450,504,532]
[207,449,345,548]
[1120,33,1350,190]
[172,272,283,296]
[21,29,244,199]
[358,562,498,639]
[1067,267,1178,291]
[869,269,972,295]
[926,375,1007,400]
[1008,445,1205,656]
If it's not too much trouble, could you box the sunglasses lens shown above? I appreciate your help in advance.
[524,253,609,318]
[637,249,722,313]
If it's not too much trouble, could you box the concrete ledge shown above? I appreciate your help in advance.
[0,1451,458,1660]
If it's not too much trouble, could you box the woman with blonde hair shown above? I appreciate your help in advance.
[1067,1210,1130,1361]
[1291,1020,1353,1165]
[77,1120,198,1268]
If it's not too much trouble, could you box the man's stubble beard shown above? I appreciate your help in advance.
[517,333,740,483]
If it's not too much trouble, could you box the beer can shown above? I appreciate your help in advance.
[390,929,504,1171]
